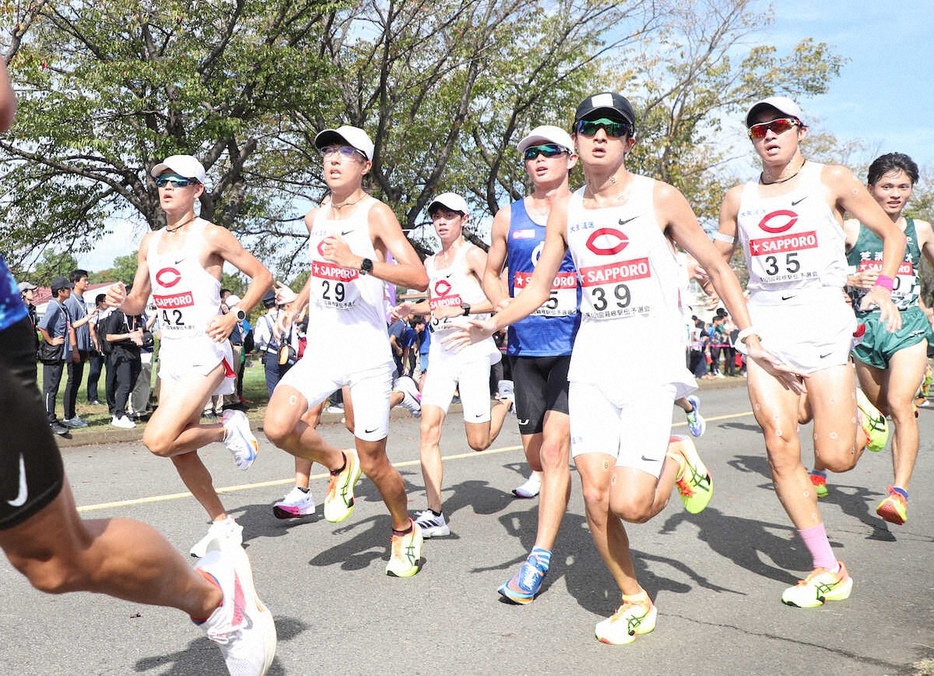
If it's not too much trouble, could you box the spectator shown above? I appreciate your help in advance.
[62,269,98,428]
[129,308,157,420]
[86,293,109,405]
[18,281,38,353]
[37,276,74,436]
[388,316,407,377]
[104,303,143,429]
[253,289,300,397]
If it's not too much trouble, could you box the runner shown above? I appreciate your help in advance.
[106,153,273,558]
[393,192,512,539]
[262,125,428,577]
[714,96,904,607]
[481,124,580,603]
[0,63,275,675]
[809,152,932,525]
[447,92,792,643]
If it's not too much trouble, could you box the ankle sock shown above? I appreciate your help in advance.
[331,452,347,475]
[297,486,310,494]
[392,520,414,537]
[798,523,839,572]
[892,486,908,499]
[529,546,552,571]
[809,470,827,479]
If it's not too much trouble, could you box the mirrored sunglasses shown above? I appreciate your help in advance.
[574,117,630,138]
[523,143,568,161]
[156,174,198,188]
[748,117,799,139]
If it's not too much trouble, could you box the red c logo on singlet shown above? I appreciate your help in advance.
[434,279,452,297]
[586,228,629,256]
[758,210,798,234]
[155,267,182,288]
[316,240,328,257]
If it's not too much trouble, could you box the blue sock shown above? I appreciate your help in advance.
[892,486,908,499]
[529,546,552,571]
[809,470,827,478]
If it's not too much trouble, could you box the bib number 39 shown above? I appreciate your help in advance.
[591,283,631,311]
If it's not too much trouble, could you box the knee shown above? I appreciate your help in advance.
[9,553,84,595]
[467,435,491,452]
[263,414,293,448]
[610,494,654,524]
[539,440,570,471]
[142,429,173,458]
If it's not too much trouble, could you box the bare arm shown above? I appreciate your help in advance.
[827,164,904,329]
[0,59,16,132]
[482,206,512,310]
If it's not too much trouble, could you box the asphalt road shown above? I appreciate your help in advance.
[2,381,932,675]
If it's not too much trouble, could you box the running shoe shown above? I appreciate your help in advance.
[856,388,888,452]
[323,449,362,523]
[875,486,908,525]
[781,561,852,608]
[808,472,829,499]
[393,375,422,419]
[386,520,423,578]
[194,537,277,675]
[512,471,542,499]
[62,416,88,428]
[498,551,548,605]
[669,436,713,514]
[684,395,706,437]
[594,591,657,645]
[222,409,259,470]
[272,486,316,519]
[191,516,244,558]
[413,509,450,538]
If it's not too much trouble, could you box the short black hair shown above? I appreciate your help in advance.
[70,269,89,283]
[867,152,919,187]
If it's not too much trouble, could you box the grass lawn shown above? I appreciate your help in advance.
[39,354,272,429]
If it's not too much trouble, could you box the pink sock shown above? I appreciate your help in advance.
[797,523,839,572]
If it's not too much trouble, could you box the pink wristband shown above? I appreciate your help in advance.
[874,274,894,291]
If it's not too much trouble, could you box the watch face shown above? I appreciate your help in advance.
[236,309,246,321]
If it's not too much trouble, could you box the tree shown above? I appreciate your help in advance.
[0,0,347,271]
[31,249,76,286]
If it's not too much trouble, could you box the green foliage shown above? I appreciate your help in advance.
[31,250,77,286]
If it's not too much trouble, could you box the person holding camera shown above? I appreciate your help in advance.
[103,300,144,429]
[253,288,301,397]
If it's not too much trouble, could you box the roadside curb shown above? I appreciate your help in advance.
[55,375,748,449]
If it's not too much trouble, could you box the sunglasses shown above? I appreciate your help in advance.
[523,143,568,161]
[748,117,800,139]
[156,174,198,188]
[574,117,630,138]
[321,145,366,160]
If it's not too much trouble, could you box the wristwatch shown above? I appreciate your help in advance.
[234,308,246,321]
[360,258,374,275]
[462,303,471,316]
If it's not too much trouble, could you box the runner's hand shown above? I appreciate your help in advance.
[105,282,126,308]
[859,287,902,333]
[440,318,496,353]
[745,341,806,395]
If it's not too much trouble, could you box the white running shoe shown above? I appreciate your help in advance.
[393,375,422,419]
[111,414,136,429]
[191,517,244,558]
[222,409,258,470]
[194,537,277,675]
[413,509,450,538]
[273,486,316,519]
[497,379,515,403]
[512,471,542,499]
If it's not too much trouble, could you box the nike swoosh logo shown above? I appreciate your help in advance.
[341,229,354,236]
[7,454,28,507]
[819,352,832,359]
[791,197,808,206]
[474,413,484,419]
[364,427,378,434]
[618,216,638,226]
[640,455,660,463]
[781,294,795,301]
[174,259,185,265]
